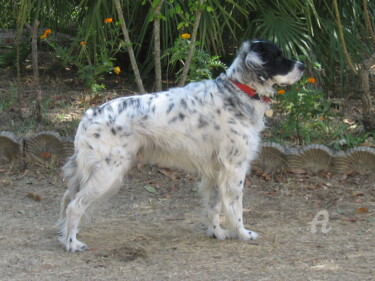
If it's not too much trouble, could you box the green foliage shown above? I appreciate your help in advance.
[273,76,331,146]
[163,37,227,82]
[43,19,124,91]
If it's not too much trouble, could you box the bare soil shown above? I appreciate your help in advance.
[0,162,374,281]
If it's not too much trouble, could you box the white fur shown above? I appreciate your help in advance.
[58,40,303,252]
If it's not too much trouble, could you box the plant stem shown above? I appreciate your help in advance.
[332,0,358,76]
[25,20,42,122]
[178,0,205,87]
[113,0,146,94]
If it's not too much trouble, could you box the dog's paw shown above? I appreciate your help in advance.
[207,226,230,240]
[237,228,259,240]
[67,239,88,252]
[59,236,88,252]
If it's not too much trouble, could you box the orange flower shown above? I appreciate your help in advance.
[80,41,87,46]
[277,89,286,95]
[307,77,316,83]
[40,29,52,39]
[113,66,121,74]
[181,33,191,40]
[104,18,113,23]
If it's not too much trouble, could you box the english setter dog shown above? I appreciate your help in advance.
[58,39,304,252]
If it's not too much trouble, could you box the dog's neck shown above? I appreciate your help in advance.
[229,79,271,103]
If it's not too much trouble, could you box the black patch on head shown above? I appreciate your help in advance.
[248,40,295,78]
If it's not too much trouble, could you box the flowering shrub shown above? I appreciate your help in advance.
[163,36,226,82]
[41,18,124,92]
[273,77,332,145]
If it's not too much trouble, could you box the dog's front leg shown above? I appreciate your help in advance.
[218,171,258,241]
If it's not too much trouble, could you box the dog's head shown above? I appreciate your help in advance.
[227,40,305,96]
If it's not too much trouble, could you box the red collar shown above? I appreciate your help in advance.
[229,79,271,103]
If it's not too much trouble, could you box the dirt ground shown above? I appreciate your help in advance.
[0,162,374,281]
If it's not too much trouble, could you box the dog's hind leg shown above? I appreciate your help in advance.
[199,176,230,240]
[59,152,131,252]
[58,155,80,228]
[217,166,259,241]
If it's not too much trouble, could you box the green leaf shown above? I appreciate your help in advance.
[143,185,159,194]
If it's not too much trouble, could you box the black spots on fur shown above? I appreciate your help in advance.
[86,142,93,150]
[166,103,175,114]
[179,113,186,121]
[198,115,208,128]
[119,97,141,114]
[151,106,156,113]
[118,100,128,114]
[214,124,220,131]
[94,133,100,139]
[213,225,216,229]
[228,118,237,125]
[239,180,243,186]
[238,218,241,222]
[111,127,117,135]
[169,112,186,123]
[105,157,111,165]
[69,238,73,243]
[180,99,188,109]
[216,109,221,115]
[147,96,154,106]
[224,97,236,107]
[230,128,240,136]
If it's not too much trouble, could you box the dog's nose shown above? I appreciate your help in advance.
[297,62,305,71]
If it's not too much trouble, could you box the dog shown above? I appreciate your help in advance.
[58,39,304,252]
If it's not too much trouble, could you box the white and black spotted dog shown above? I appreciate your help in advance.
[58,39,304,252]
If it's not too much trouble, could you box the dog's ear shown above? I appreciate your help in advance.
[244,41,264,69]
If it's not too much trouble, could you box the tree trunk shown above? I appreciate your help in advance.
[153,0,165,92]
[359,53,375,131]
[113,0,146,94]
[25,20,42,122]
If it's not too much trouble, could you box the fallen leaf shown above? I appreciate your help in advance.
[158,169,177,181]
[355,207,369,214]
[343,217,357,223]
[143,185,159,194]
[26,192,41,202]
[275,175,285,183]
[352,191,364,197]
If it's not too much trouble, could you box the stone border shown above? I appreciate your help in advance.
[1,131,375,174]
